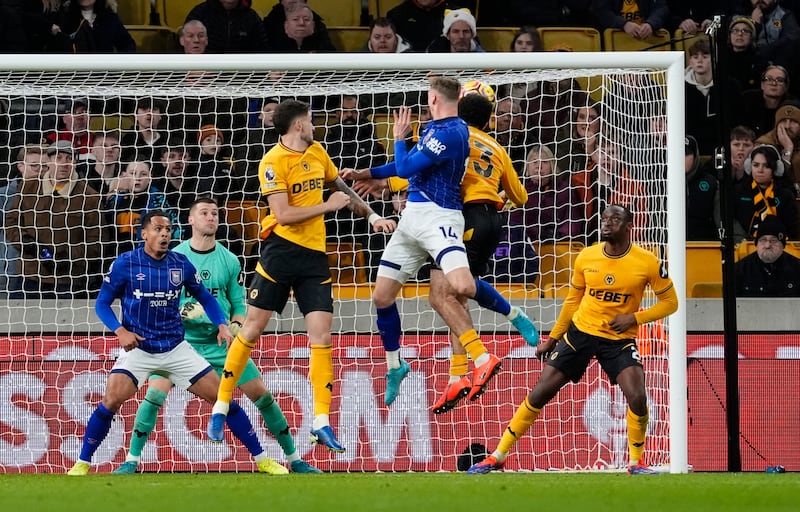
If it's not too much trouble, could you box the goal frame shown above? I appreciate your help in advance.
[0,51,687,473]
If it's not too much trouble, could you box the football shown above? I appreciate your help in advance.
[460,80,496,105]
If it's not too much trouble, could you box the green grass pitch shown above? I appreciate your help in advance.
[1,472,798,512]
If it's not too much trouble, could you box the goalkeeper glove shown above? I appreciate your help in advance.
[228,320,242,337]
[179,301,206,321]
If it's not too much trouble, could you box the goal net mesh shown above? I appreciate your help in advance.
[0,61,672,473]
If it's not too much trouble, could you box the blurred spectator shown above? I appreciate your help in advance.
[554,101,601,175]
[0,2,29,52]
[46,98,93,158]
[684,38,727,155]
[726,15,761,91]
[323,94,388,243]
[5,141,104,297]
[591,0,670,39]
[20,0,64,52]
[510,25,543,52]
[120,98,167,163]
[104,159,181,255]
[510,144,584,242]
[159,142,198,230]
[735,214,800,296]
[263,0,333,50]
[755,101,800,193]
[388,0,457,52]
[493,97,531,174]
[527,78,589,149]
[730,124,757,184]
[485,0,593,27]
[178,19,208,54]
[59,0,135,53]
[0,145,45,294]
[233,97,279,196]
[740,65,794,135]
[363,17,411,53]
[749,0,800,73]
[667,0,731,34]
[685,135,720,241]
[733,144,799,242]
[426,8,484,52]
[196,124,238,202]
[84,130,121,198]
[267,3,336,52]
[185,0,268,53]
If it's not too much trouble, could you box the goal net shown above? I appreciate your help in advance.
[0,52,687,473]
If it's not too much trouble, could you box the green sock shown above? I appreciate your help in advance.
[254,391,296,458]
[128,387,168,459]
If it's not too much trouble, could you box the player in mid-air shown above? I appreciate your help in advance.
[468,204,678,474]
[111,198,320,475]
[207,99,396,453]
[340,76,526,407]
[68,210,273,475]
[345,92,536,413]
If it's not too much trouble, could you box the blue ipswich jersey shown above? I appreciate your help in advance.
[95,247,222,353]
[407,116,470,210]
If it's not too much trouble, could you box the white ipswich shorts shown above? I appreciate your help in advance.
[377,200,470,283]
[110,340,213,390]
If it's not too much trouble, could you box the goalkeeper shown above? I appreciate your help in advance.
[468,205,678,475]
[112,198,320,474]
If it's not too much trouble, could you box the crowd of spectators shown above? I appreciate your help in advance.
[2,0,800,297]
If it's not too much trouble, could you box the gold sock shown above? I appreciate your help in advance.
[459,329,487,361]
[627,406,649,465]
[450,353,468,377]
[217,334,256,404]
[309,345,334,416]
[497,397,540,456]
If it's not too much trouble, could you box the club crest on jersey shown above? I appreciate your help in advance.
[170,269,183,286]
[200,269,211,281]
[604,274,615,285]
[302,161,310,172]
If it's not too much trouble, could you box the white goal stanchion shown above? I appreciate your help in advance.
[0,52,686,473]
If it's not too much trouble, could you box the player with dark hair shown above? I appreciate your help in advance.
[341,78,534,407]
[468,204,679,475]
[112,198,320,474]
[68,210,271,475]
[208,99,396,453]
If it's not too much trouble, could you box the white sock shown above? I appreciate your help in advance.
[313,414,330,430]
[286,451,300,463]
[254,452,267,463]
[506,306,520,320]
[474,353,490,367]
[386,350,401,369]
[448,375,462,384]
[492,450,507,463]
[125,454,141,463]
[211,401,229,416]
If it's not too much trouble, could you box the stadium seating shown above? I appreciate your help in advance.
[223,199,268,256]
[376,0,404,17]
[313,0,364,27]
[602,28,672,52]
[532,241,583,295]
[476,27,517,52]
[327,242,368,284]
[538,27,602,52]
[116,1,151,25]
[686,242,723,297]
[333,283,374,300]
[691,281,723,298]
[328,27,369,52]
[126,25,178,53]
[370,112,419,157]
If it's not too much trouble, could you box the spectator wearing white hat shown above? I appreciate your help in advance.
[426,8,484,53]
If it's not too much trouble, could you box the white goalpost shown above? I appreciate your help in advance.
[0,51,687,473]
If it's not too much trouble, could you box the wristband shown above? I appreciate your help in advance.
[368,213,381,227]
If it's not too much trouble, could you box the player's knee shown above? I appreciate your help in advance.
[626,391,648,415]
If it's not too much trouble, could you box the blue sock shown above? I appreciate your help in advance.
[226,400,263,457]
[79,403,114,462]
[376,303,401,352]
[472,278,511,316]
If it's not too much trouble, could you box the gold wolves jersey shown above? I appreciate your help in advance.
[258,141,338,252]
[551,242,677,340]
[387,127,527,210]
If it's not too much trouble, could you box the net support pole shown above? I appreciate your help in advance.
[666,52,689,474]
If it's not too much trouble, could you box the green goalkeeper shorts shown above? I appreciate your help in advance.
[149,342,262,387]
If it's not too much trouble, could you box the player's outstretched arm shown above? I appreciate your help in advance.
[330,176,396,233]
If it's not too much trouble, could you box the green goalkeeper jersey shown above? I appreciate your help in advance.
[173,240,246,345]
